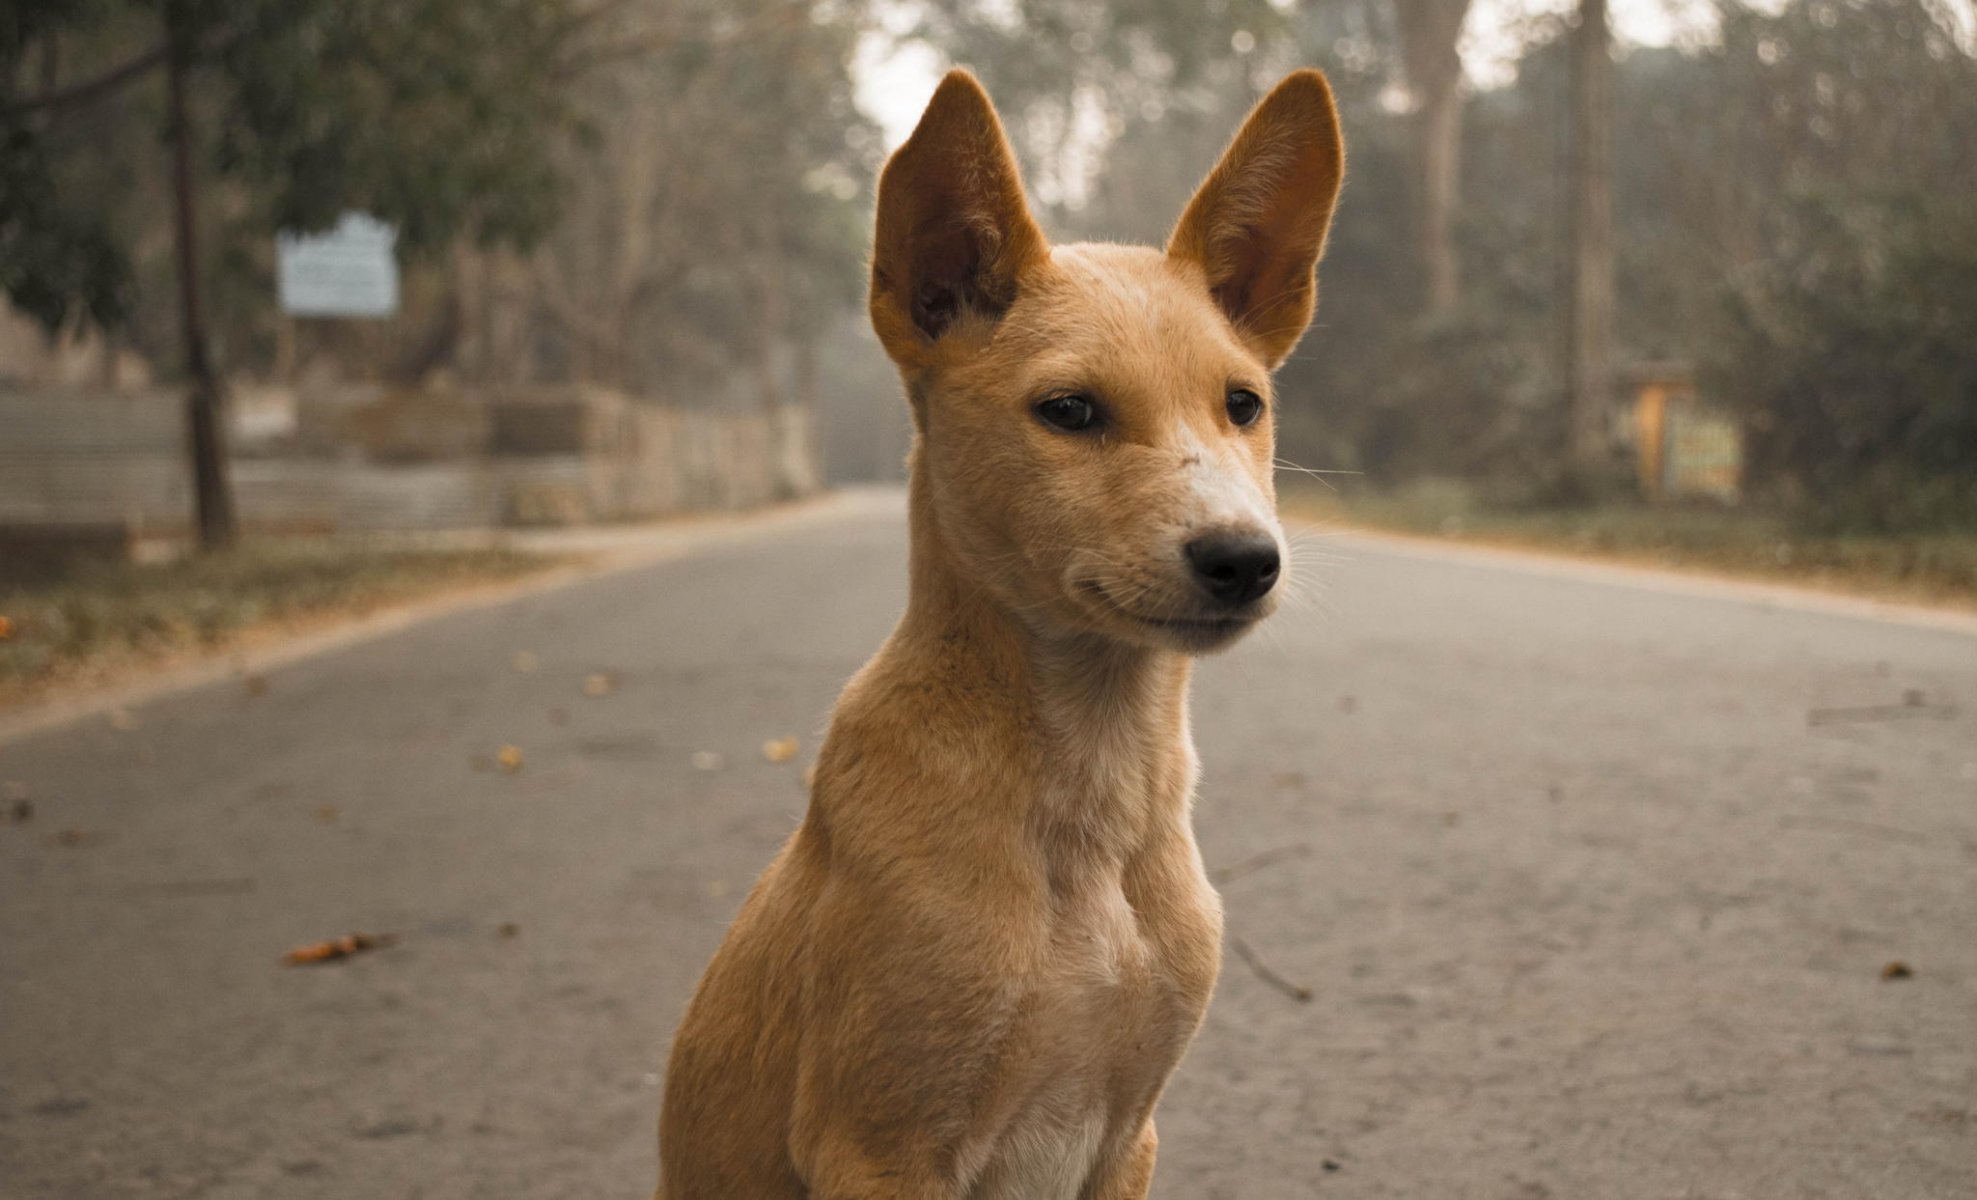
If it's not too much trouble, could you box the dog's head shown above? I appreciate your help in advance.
[871,70,1344,654]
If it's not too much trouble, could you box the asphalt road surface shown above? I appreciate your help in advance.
[4,493,1974,1199]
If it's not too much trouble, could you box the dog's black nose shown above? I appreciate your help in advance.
[1185,533,1280,606]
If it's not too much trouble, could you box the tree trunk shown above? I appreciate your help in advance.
[1417,76,1462,312]
[792,334,818,415]
[1395,0,1471,315]
[166,9,235,550]
[750,209,807,499]
[1567,0,1615,474]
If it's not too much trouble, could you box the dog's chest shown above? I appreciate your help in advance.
[967,872,1217,1198]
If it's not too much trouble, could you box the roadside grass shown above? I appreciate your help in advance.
[0,539,556,705]
[1282,479,1977,609]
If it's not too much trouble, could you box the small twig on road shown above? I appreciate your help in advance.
[125,877,258,898]
[1229,934,1313,1003]
[1779,815,1931,847]
[1807,693,1957,726]
[1210,844,1311,887]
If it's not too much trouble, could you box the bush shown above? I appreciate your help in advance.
[1711,195,1977,533]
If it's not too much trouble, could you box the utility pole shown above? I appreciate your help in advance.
[1567,0,1615,476]
[165,4,236,550]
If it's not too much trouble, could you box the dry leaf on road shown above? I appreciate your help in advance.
[513,650,539,673]
[583,673,616,697]
[762,736,799,764]
[281,932,396,966]
[496,745,525,773]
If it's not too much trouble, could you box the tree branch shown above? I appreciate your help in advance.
[4,43,173,116]
[5,21,247,117]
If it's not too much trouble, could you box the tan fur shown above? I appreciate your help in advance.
[658,69,1345,1199]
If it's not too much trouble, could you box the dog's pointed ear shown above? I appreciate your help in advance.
[1167,69,1345,369]
[869,70,1048,371]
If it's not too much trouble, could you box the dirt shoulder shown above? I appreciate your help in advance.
[0,540,566,714]
[1282,483,1977,616]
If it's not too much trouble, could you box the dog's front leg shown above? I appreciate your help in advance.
[787,1065,971,1200]
[1083,1122,1158,1200]
[799,1153,963,1200]
[786,865,1025,1200]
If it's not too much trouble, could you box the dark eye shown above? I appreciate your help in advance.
[1036,394,1099,432]
[1226,389,1264,427]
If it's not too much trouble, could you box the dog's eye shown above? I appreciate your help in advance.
[1036,394,1099,432]
[1226,389,1264,428]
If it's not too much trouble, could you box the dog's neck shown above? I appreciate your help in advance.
[896,461,1194,864]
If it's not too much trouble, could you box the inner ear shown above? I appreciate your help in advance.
[870,71,1047,366]
[906,220,998,339]
[914,282,960,340]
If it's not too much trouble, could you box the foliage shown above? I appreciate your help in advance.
[0,119,129,330]
[0,0,140,330]
[921,0,1293,212]
[209,0,576,254]
[521,0,880,399]
[1714,195,1977,531]
[1307,0,1976,528]
[0,0,580,341]
[7,0,1974,530]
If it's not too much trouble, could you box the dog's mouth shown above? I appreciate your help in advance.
[1074,579,1263,644]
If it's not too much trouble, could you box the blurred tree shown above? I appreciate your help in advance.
[920,0,1292,221]
[1687,0,1977,526]
[17,0,1966,531]
[1566,0,1614,476]
[1393,0,1472,313]
[481,0,879,494]
[522,0,876,401]
[1715,195,1977,530]
[2,0,580,547]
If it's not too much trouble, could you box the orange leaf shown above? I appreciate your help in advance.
[282,932,395,966]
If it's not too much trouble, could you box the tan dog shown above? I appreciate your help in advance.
[658,68,1344,1199]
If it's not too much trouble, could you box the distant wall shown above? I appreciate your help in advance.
[0,385,819,536]
[0,388,192,529]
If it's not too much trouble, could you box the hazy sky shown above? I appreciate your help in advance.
[855,0,1755,149]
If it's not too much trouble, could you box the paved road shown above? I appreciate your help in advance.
[4,495,1974,1199]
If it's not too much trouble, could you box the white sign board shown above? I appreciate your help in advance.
[276,212,399,318]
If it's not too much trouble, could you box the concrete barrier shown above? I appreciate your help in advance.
[0,385,819,539]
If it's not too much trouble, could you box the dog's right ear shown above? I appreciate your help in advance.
[869,70,1048,372]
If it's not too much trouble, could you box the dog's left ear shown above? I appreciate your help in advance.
[1168,69,1345,368]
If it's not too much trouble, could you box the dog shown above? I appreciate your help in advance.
[658,67,1344,1199]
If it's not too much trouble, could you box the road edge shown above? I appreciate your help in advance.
[1304,520,1977,639]
[0,490,897,747]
